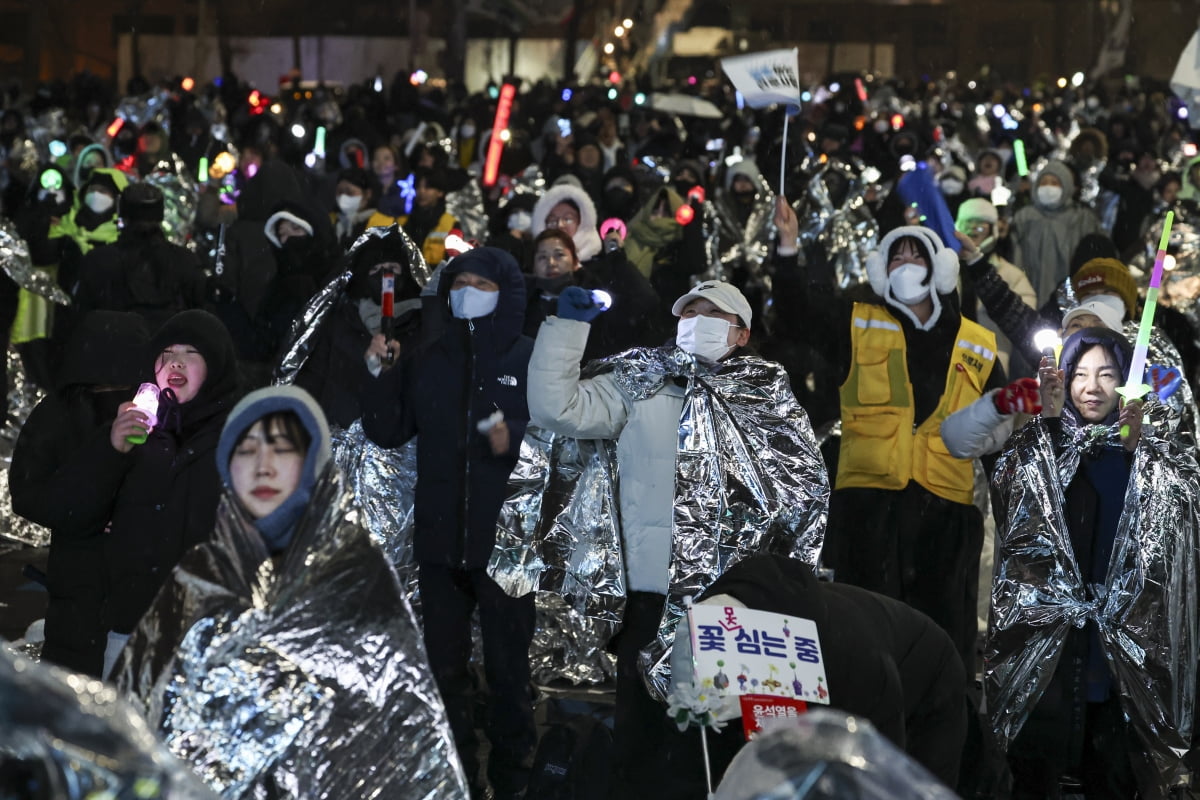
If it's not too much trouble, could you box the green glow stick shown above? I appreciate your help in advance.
[1116,210,1174,436]
[314,127,327,158]
[1013,139,1028,177]
[197,156,208,183]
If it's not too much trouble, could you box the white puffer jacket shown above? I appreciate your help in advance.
[528,316,682,593]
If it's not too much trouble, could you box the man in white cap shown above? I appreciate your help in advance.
[526,281,828,796]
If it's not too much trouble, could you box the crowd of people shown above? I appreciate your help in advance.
[4,63,1200,799]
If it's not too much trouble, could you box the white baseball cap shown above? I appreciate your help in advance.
[1061,295,1125,334]
[670,281,753,328]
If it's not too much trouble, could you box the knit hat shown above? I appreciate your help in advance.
[215,385,332,553]
[955,198,998,228]
[119,182,164,226]
[1071,258,1137,320]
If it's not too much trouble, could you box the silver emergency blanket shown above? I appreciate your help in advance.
[986,414,1200,797]
[143,155,199,246]
[795,160,880,289]
[694,199,728,283]
[113,467,469,800]
[715,169,776,286]
[0,217,70,304]
[490,346,829,698]
[0,648,220,799]
[1,347,50,546]
[444,170,488,242]
[273,224,429,386]
[714,708,959,800]
[114,89,174,135]
[330,420,419,597]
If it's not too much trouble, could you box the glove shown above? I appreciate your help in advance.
[993,377,1042,415]
[557,286,606,323]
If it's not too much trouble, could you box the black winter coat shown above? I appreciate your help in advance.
[10,311,151,673]
[361,248,533,569]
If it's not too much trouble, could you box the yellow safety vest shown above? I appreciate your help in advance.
[836,302,997,505]
[387,210,456,266]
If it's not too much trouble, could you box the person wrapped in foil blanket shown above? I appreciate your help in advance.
[986,329,1200,798]
[111,386,468,800]
[490,280,829,707]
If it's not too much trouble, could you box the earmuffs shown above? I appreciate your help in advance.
[865,225,959,299]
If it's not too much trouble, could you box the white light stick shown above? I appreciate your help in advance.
[1033,328,1062,361]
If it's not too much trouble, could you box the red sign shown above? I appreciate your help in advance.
[739,694,807,741]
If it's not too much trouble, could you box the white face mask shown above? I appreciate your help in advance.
[84,190,114,214]
[336,193,362,216]
[1036,185,1064,207]
[450,286,499,319]
[888,263,930,305]
[940,179,964,196]
[676,315,734,362]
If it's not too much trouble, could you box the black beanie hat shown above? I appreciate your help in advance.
[120,182,164,226]
[148,310,239,406]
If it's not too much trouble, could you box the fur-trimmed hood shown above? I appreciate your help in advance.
[532,182,602,261]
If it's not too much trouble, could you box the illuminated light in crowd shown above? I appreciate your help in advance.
[1164,254,1178,272]
[634,92,646,105]
[590,289,613,310]
[890,113,904,130]
[40,170,62,191]
[249,90,261,106]
[270,103,283,114]
[1071,71,1084,87]
[398,173,416,214]
[967,80,977,89]
[48,140,67,159]
[246,163,259,179]
[562,88,573,102]
[854,117,865,131]
[499,128,512,142]
[483,83,516,187]
[899,154,916,172]
[181,77,195,92]
[304,153,318,168]
[211,151,237,179]
[604,43,615,55]
[975,104,986,116]
[687,75,697,86]
[607,88,618,100]
[615,26,625,37]
[410,69,428,86]
[1185,143,1198,157]
[829,82,840,93]
[806,132,817,142]
[374,76,383,92]
[106,118,124,138]
[197,157,208,183]
[488,84,500,99]
[675,204,695,225]
[992,104,1005,118]
[855,77,867,102]
[1033,329,1061,357]
[735,90,744,109]
[1179,106,1189,120]
[609,70,621,84]
[314,126,327,158]
[1056,77,1067,89]
[800,91,811,102]
[291,123,306,138]
[623,18,633,27]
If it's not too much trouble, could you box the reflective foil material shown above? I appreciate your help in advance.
[986,415,1200,796]
[113,467,469,800]
[491,347,829,698]
[795,161,880,289]
[716,170,776,287]
[144,155,200,246]
[714,708,959,800]
[273,224,429,386]
[0,648,220,799]
[2,347,50,547]
[0,217,70,304]
[445,172,489,242]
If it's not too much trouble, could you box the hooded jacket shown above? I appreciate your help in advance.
[1012,161,1102,305]
[361,247,533,568]
[74,310,243,633]
[10,311,150,675]
[532,183,603,262]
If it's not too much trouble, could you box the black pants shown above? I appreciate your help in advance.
[610,590,670,797]
[825,483,984,674]
[418,564,536,799]
[1009,697,1139,799]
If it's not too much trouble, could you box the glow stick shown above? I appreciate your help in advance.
[1116,211,1174,434]
[1013,139,1028,177]
[483,83,516,187]
[197,156,208,183]
[314,127,327,159]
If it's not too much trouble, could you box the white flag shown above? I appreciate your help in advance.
[720,48,801,109]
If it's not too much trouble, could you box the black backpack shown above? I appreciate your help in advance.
[525,715,612,800]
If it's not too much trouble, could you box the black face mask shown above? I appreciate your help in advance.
[604,187,635,216]
[732,189,756,204]
[672,180,697,198]
[276,236,318,275]
[348,267,385,301]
